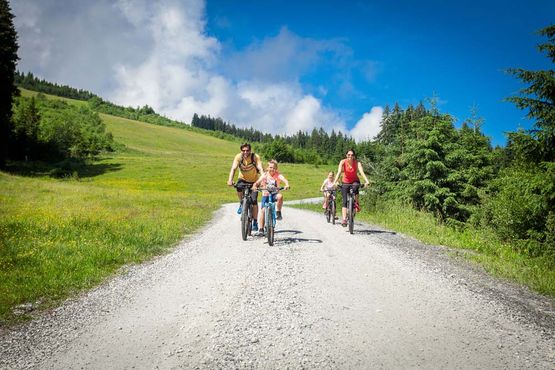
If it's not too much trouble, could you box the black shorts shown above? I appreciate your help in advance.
[236,179,259,204]
[341,182,360,208]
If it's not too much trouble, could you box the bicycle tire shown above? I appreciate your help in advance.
[247,203,253,236]
[241,196,249,241]
[267,205,274,246]
[326,202,331,223]
[331,200,336,225]
[348,195,354,234]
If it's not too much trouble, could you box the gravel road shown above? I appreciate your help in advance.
[1,204,555,369]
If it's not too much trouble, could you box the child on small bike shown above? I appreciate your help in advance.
[253,159,290,234]
[320,171,336,212]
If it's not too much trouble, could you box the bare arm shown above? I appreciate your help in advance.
[279,174,290,190]
[253,172,266,190]
[320,179,327,191]
[255,155,264,175]
[227,157,239,185]
[333,160,344,185]
[358,161,370,185]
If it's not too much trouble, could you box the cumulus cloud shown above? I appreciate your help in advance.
[12,0,382,140]
[350,106,384,142]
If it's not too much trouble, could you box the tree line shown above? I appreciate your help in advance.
[15,71,97,101]
[191,113,361,164]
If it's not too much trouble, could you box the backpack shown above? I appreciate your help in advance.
[241,152,261,173]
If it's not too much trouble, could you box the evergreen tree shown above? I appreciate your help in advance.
[506,24,555,161]
[0,0,18,166]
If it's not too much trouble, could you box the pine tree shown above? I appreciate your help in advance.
[506,24,555,162]
[0,0,19,166]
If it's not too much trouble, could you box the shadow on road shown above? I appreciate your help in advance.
[349,228,397,235]
[273,229,323,245]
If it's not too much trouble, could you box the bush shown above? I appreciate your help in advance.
[481,167,552,257]
[10,96,115,161]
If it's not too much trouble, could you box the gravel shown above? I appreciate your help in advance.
[1,204,555,369]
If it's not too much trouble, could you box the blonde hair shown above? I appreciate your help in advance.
[268,159,278,170]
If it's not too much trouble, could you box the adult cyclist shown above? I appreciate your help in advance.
[227,143,264,231]
[333,148,370,227]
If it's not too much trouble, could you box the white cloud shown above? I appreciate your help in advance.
[12,0,382,141]
[350,107,384,142]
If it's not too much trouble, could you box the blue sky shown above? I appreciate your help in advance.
[12,0,555,146]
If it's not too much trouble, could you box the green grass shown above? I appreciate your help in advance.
[0,97,326,324]
[294,199,555,297]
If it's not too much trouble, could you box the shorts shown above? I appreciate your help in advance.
[261,194,277,208]
[236,179,258,204]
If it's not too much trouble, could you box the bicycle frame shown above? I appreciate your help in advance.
[234,183,255,240]
[341,183,364,234]
[323,189,337,224]
[259,187,284,246]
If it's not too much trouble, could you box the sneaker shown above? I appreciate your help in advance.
[237,206,242,215]
[354,202,361,212]
[252,221,259,232]
[276,211,282,220]
[256,230,265,237]
[341,219,347,227]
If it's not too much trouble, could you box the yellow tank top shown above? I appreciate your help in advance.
[235,153,259,182]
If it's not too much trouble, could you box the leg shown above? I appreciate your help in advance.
[259,206,265,230]
[276,193,283,211]
[341,184,349,224]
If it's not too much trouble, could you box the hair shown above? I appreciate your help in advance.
[268,159,278,170]
[346,148,356,159]
[328,171,334,176]
[240,143,251,151]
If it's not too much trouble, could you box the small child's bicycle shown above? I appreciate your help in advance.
[259,185,285,246]
[322,189,337,224]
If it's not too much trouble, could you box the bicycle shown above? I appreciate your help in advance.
[259,185,285,246]
[321,189,337,224]
[234,183,256,241]
[343,183,365,234]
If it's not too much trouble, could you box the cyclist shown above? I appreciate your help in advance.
[333,149,370,227]
[320,171,336,213]
[227,143,264,231]
[253,159,290,235]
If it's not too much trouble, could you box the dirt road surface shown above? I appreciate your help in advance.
[1,204,555,369]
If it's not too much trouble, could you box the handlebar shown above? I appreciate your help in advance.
[257,186,287,193]
[232,183,253,190]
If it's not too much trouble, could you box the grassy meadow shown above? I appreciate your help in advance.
[0,96,325,324]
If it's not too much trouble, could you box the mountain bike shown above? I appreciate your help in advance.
[259,185,285,246]
[322,189,337,224]
[344,183,365,234]
[234,183,256,241]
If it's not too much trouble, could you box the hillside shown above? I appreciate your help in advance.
[0,92,326,324]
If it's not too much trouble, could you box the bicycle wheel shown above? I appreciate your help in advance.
[348,195,354,234]
[241,197,249,241]
[326,202,331,223]
[267,205,274,246]
[247,203,253,236]
[331,200,336,225]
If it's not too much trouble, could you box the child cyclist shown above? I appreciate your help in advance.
[320,171,336,212]
[253,159,290,235]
